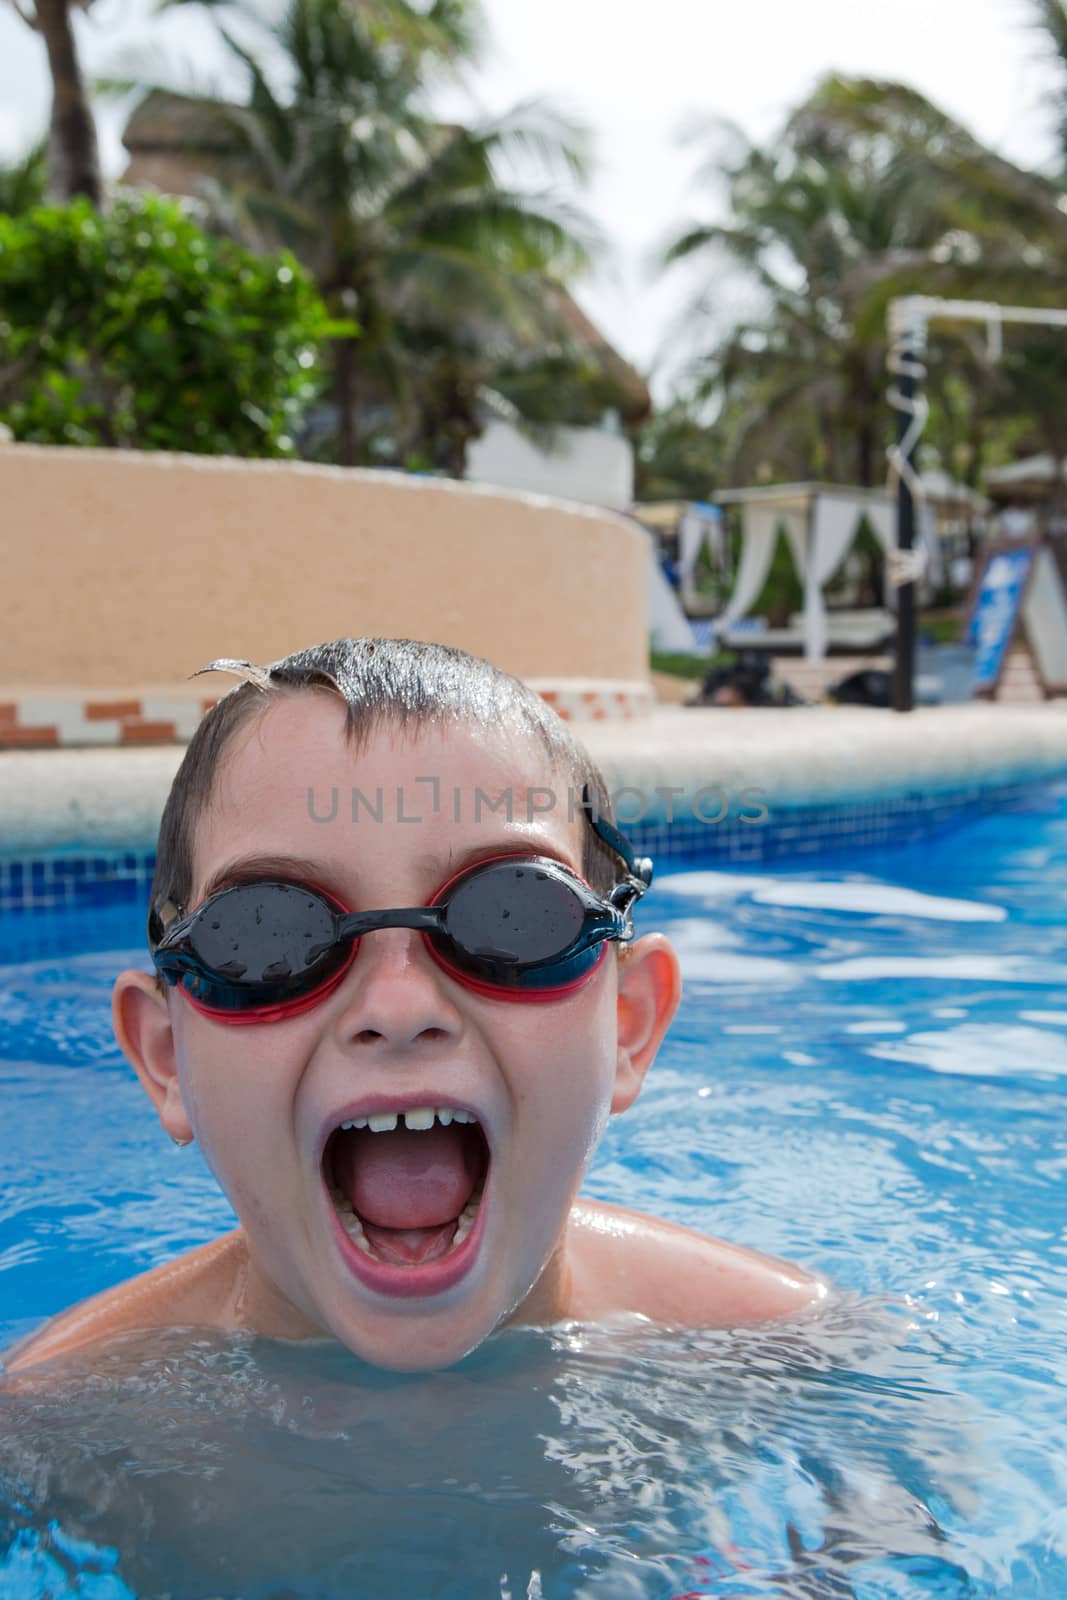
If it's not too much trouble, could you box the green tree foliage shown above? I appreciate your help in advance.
[0,142,48,216]
[110,0,604,469]
[0,191,339,453]
[634,399,720,503]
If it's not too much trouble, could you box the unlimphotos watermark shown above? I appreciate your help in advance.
[305,780,769,828]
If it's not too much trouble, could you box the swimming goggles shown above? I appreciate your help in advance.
[148,796,653,1021]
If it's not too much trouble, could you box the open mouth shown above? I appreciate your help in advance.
[321,1107,490,1284]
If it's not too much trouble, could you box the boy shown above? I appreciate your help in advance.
[3,638,825,1376]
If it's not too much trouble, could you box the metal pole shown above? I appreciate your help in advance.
[887,299,928,714]
[892,356,917,713]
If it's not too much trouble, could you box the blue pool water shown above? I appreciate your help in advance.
[1,789,1066,1598]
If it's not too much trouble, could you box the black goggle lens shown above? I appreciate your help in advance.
[186,882,343,985]
[439,864,586,968]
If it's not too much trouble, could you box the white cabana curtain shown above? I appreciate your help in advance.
[677,503,724,589]
[677,506,705,587]
[779,513,808,583]
[714,506,781,630]
[804,498,867,658]
[865,500,895,554]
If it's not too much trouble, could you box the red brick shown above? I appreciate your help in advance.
[120,720,178,744]
[85,699,142,721]
[0,704,17,727]
[0,725,59,746]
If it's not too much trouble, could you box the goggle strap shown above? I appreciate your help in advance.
[580,785,653,893]
[148,896,185,949]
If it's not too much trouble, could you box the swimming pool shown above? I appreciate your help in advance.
[1,787,1065,1598]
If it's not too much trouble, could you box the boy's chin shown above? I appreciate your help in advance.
[315,1249,550,1373]
[325,1305,503,1372]
[322,1253,571,1372]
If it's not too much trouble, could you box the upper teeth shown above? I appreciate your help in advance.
[339,1107,477,1133]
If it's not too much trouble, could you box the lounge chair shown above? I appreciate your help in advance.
[718,608,896,655]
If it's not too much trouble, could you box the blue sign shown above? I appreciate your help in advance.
[966,545,1035,693]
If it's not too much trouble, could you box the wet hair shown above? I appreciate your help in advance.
[148,637,623,986]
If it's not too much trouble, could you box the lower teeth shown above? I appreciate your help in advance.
[329,1184,484,1261]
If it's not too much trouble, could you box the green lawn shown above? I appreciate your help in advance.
[650,650,733,680]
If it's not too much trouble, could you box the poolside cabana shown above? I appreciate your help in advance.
[985,456,1067,538]
[986,454,1066,504]
[712,483,900,660]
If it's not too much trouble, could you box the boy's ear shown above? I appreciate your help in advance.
[112,970,194,1144]
[611,933,682,1114]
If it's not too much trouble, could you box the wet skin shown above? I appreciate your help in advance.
[3,697,827,1377]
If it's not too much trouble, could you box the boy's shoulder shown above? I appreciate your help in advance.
[1,1231,244,1378]
[567,1199,827,1326]
[2,1209,827,1378]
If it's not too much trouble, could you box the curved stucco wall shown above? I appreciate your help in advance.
[0,445,649,690]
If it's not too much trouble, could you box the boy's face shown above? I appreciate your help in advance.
[127,695,675,1370]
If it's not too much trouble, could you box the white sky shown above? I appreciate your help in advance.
[0,0,1063,390]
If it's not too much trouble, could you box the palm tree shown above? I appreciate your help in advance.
[661,118,936,485]
[7,0,101,204]
[661,76,1067,488]
[110,0,599,468]
[792,75,1067,258]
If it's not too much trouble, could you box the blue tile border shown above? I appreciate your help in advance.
[625,775,1040,865]
[0,850,155,914]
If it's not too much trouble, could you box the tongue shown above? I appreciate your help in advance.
[334,1123,482,1231]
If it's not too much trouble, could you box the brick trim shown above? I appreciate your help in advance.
[0,696,217,749]
[85,699,143,721]
[524,679,655,722]
[0,679,653,748]
[0,724,59,747]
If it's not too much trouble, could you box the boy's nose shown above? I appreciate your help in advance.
[330,926,464,1049]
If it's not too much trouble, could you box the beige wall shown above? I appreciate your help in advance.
[0,445,649,690]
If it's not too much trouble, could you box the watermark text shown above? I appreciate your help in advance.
[305,781,769,828]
